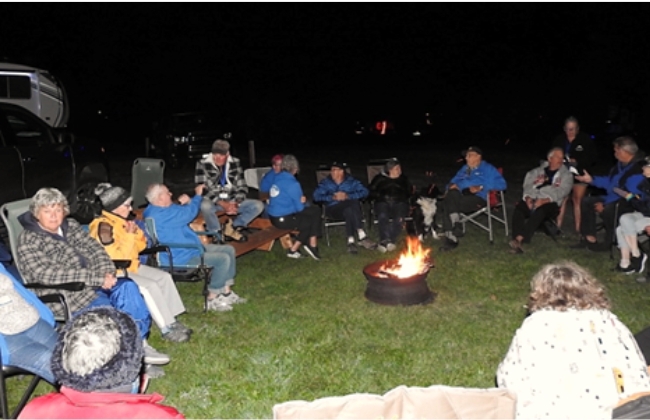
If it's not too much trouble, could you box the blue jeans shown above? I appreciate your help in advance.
[189,244,236,294]
[85,278,151,340]
[200,197,265,233]
[3,318,58,383]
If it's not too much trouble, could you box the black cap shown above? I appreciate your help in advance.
[331,161,348,170]
[384,157,400,171]
[462,146,483,157]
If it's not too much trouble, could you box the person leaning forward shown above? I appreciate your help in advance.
[195,139,264,243]
[438,146,507,252]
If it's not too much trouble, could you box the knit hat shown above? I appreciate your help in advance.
[211,139,230,155]
[94,183,132,212]
[51,306,143,393]
[331,161,348,170]
[644,156,650,167]
[384,157,400,172]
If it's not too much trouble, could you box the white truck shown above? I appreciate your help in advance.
[0,62,69,128]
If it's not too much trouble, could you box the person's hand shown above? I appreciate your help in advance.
[178,194,191,205]
[594,202,605,213]
[125,220,138,233]
[448,184,458,191]
[102,273,117,290]
[536,198,551,207]
[468,185,483,194]
[645,225,650,236]
[194,184,205,196]
[225,201,239,215]
[333,192,348,201]
[525,196,534,210]
[569,158,577,163]
[575,170,593,184]
[300,195,306,203]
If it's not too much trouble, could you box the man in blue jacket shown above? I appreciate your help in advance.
[313,161,376,254]
[574,136,645,252]
[439,146,507,252]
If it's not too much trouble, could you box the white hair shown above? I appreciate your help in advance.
[30,188,70,217]
[145,183,166,204]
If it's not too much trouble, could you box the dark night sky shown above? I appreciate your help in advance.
[1,3,649,146]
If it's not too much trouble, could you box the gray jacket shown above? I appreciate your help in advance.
[522,162,573,205]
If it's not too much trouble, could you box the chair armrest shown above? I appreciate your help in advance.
[25,282,85,292]
[139,245,170,255]
[159,242,204,251]
[113,259,132,270]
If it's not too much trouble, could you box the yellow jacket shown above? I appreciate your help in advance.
[89,210,147,274]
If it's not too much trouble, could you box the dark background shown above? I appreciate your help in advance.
[1,3,649,158]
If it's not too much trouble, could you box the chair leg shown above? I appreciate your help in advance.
[11,375,41,419]
[1,374,9,420]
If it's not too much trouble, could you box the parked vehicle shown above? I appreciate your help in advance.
[0,62,69,128]
[149,111,235,168]
[0,103,109,227]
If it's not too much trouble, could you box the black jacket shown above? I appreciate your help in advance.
[552,131,597,174]
[368,172,411,203]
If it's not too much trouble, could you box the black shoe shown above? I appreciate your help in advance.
[614,264,636,274]
[542,220,561,241]
[586,241,610,252]
[452,222,464,238]
[303,245,321,261]
[632,253,649,273]
[439,238,458,252]
[347,243,358,254]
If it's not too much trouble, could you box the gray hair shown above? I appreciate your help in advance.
[564,116,580,128]
[145,183,166,204]
[614,136,638,155]
[547,147,564,160]
[281,154,300,173]
[30,187,70,217]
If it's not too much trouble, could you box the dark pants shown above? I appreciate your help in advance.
[441,189,486,231]
[325,200,364,237]
[374,200,410,243]
[270,205,322,245]
[581,197,633,246]
[511,201,559,244]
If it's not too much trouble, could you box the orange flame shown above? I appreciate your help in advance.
[379,236,431,278]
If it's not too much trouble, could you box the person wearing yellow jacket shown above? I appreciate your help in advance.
[89,184,190,344]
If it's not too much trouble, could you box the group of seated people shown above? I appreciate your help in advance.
[6,126,650,418]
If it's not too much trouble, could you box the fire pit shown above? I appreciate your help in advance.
[363,237,435,306]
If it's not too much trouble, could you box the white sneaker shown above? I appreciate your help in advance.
[143,341,170,365]
[206,295,234,312]
[386,242,396,252]
[224,291,247,305]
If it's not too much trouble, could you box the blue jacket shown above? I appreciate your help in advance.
[267,171,305,217]
[142,194,204,266]
[0,264,55,365]
[313,174,369,206]
[448,160,507,201]
[260,169,280,194]
[591,160,644,205]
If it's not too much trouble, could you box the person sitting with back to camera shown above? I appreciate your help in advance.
[573,136,645,252]
[0,265,58,385]
[313,161,376,254]
[367,157,412,253]
[508,147,573,254]
[15,187,169,371]
[143,183,247,312]
[19,306,184,419]
[612,157,650,275]
[89,184,192,343]
[195,139,265,243]
[497,261,650,419]
[267,154,322,260]
[438,146,507,252]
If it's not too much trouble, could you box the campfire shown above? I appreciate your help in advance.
[377,236,432,279]
[363,237,435,306]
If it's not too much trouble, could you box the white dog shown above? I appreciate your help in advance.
[415,197,439,240]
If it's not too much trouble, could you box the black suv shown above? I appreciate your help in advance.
[0,103,110,224]
[150,111,235,168]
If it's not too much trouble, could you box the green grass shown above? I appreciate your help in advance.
[8,224,650,418]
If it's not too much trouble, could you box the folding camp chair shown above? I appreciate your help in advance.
[131,158,165,210]
[458,168,508,244]
[0,199,84,322]
[143,217,212,311]
[314,165,366,246]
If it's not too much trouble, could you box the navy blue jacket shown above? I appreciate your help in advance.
[313,174,368,206]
